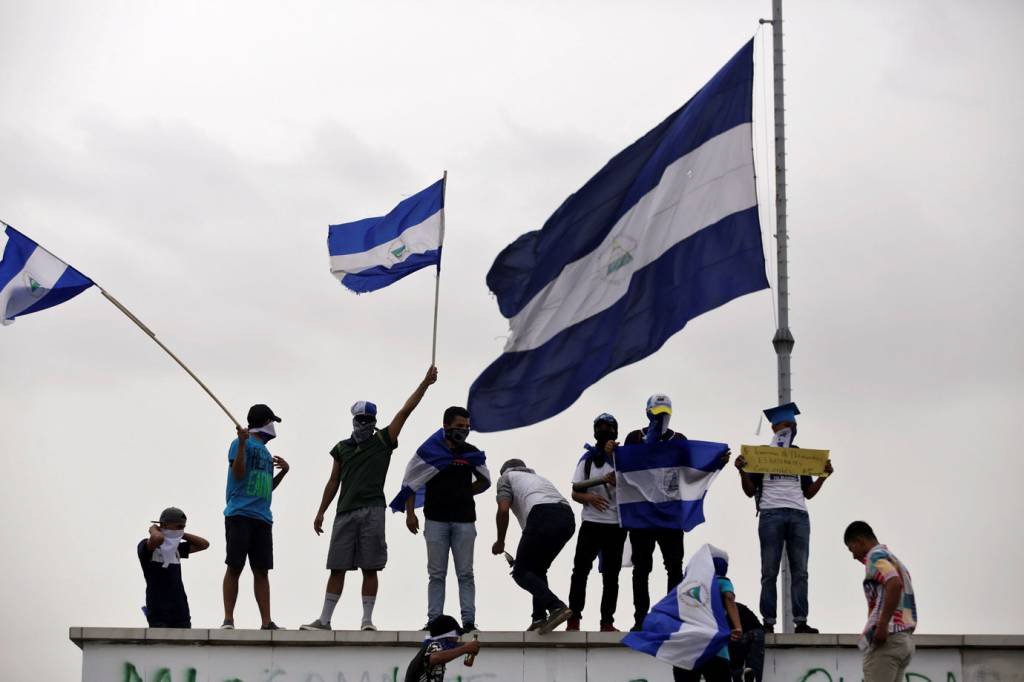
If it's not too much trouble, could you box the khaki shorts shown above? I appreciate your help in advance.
[326,506,387,571]
[863,632,915,682]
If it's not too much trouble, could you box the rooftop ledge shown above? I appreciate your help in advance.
[68,628,1024,650]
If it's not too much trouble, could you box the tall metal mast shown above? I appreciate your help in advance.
[763,0,796,634]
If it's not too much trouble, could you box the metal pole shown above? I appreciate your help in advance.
[769,0,796,634]
[430,170,447,366]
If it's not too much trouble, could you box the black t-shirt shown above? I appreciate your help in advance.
[624,428,687,445]
[423,441,480,523]
[137,539,192,625]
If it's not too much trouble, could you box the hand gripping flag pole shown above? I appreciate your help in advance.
[0,220,242,429]
[431,170,447,366]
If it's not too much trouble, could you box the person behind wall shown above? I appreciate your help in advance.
[672,546,743,682]
[403,614,481,682]
[733,402,832,634]
[844,521,917,682]
[222,404,289,630]
[491,458,576,634]
[302,366,438,632]
[138,506,209,628]
[403,405,490,633]
[624,393,687,632]
[566,412,627,632]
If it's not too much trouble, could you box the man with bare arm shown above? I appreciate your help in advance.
[302,366,438,631]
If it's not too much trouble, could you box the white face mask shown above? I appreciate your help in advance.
[156,529,185,567]
[250,422,277,441]
[162,529,185,542]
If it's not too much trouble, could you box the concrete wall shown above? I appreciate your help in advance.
[71,629,1024,682]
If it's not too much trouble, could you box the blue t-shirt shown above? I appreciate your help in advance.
[225,437,274,524]
[716,576,735,661]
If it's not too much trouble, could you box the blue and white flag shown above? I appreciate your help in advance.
[388,429,490,513]
[623,543,730,670]
[328,178,445,294]
[468,41,767,431]
[0,226,93,325]
[615,438,727,531]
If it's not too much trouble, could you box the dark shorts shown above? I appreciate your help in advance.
[326,506,387,571]
[225,515,273,571]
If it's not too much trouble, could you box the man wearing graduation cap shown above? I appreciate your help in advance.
[735,402,833,634]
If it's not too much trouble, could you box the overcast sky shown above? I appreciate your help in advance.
[2,1,1023,679]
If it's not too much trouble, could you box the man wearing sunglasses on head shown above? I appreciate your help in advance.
[302,366,438,632]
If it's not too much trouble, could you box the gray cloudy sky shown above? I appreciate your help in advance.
[2,1,1022,679]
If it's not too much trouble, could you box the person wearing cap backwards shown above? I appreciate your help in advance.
[138,507,209,628]
[566,413,627,632]
[303,366,438,632]
[623,394,688,632]
[491,458,576,633]
[222,404,289,630]
[734,402,833,634]
[402,614,481,682]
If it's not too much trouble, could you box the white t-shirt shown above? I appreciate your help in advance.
[759,474,808,512]
[496,468,568,528]
[572,456,619,525]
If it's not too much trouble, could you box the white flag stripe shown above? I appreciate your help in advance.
[618,466,722,505]
[0,246,73,322]
[505,123,755,353]
[329,210,442,276]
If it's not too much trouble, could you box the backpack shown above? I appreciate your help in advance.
[403,643,430,682]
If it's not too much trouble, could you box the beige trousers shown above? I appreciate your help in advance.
[863,632,915,682]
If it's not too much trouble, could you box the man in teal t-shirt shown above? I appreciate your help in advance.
[222,403,290,630]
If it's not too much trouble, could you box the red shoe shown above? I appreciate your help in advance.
[600,623,619,632]
[565,617,581,631]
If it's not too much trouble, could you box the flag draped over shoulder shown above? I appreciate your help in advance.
[623,543,731,670]
[0,226,93,325]
[328,178,444,294]
[615,438,727,531]
[388,429,490,513]
[468,40,767,432]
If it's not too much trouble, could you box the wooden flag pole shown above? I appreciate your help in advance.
[430,170,448,366]
[99,288,243,429]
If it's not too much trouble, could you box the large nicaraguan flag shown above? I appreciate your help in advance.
[468,40,767,431]
[0,226,94,325]
[328,178,445,293]
[615,438,728,531]
[623,543,730,670]
[388,429,491,513]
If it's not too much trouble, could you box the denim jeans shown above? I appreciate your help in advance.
[758,508,810,624]
[424,519,476,625]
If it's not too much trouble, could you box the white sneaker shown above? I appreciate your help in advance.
[360,622,377,631]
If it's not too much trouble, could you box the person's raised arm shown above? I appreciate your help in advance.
[313,459,342,535]
[734,455,756,497]
[183,532,210,553]
[804,460,833,499]
[491,498,511,555]
[145,524,164,551]
[232,427,250,481]
[386,366,438,444]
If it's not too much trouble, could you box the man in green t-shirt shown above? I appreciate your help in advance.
[302,366,438,631]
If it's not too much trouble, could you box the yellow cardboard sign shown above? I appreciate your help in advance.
[740,445,830,476]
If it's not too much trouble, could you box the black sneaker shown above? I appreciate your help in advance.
[462,622,478,634]
[763,623,775,634]
[220,619,235,629]
[527,620,545,632]
[742,668,756,682]
[537,606,573,635]
[261,622,283,630]
[794,623,819,634]
[630,619,644,632]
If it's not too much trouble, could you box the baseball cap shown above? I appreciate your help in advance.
[351,401,378,417]
[763,402,800,426]
[247,404,282,428]
[646,394,672,416]
[154,507,187,525]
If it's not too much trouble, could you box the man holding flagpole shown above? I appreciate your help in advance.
[302,366,438,632]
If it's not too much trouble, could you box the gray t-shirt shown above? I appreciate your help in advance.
[496,467,568,528]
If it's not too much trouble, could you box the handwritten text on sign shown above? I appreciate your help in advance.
[740,445,830,476]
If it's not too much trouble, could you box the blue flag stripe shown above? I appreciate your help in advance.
[486,41,754,320]
[614,440,728,474]
[339,248,442,294]
[619,499,708,532]
[17,265,94,317]
[328,179,444,256]
[468,206,766,431]
[0,227,38,291]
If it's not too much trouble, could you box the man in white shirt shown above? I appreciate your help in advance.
[735,402,833,633]
[491,459,575,634]
[566,413,627,632]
